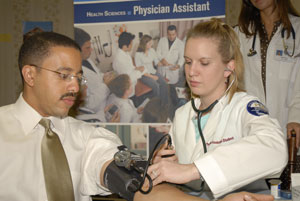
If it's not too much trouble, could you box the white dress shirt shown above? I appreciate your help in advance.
[0,94,122,201]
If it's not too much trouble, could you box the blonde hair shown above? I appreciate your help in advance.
[186,18,245,102]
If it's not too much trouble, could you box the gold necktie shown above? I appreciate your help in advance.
[40,118,75,201]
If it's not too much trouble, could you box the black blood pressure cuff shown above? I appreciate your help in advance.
[103,136,171,201]
[103,159,145,201]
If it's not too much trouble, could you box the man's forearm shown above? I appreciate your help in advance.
[134,184,205,201]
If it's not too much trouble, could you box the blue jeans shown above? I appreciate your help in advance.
[140,72,169,106]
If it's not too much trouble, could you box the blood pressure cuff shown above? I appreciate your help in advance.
[103,161,143,201]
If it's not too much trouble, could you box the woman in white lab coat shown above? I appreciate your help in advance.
[147,18,288,199]
[135,34,170,106]
[234,0,300,146]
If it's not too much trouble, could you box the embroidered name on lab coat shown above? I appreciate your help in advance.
[247,100,269,116]
[206,137,234,146]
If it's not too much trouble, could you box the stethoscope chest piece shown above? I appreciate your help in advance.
[247,48,257,56]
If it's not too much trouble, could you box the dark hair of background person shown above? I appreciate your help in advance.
[136,34,152,52]
[118,32,135,49]
[74,27,91,47]
[167,25,177,32]
[107,74,131,98]
[18,32,81,83]
[23,27,44,42]
[142,97,169,123]
[238,0,300,38]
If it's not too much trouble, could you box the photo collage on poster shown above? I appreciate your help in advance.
[73,0,225,158]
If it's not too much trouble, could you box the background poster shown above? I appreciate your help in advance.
[74,0,225,156]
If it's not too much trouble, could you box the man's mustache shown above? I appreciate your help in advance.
[60,92,78,99]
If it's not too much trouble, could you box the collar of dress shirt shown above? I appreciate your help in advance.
[14,93,66,138]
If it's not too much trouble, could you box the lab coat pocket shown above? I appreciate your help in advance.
[278,60,296,80]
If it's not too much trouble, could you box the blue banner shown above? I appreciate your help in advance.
[74,0,225,24]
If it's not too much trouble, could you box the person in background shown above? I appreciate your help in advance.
[74,27,118,122]
[235,0,300,147]
[135,34,170,107]
[147,18,287,199]
[23,27,44,42]
[107,74,143,123]
[112,32,145,97]
[156,25,184,85]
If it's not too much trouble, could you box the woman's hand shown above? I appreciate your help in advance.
[287,122,300,148]
[147,162,200,186]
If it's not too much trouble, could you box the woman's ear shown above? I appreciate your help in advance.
[22,65,36,87]
[224,60,235,78]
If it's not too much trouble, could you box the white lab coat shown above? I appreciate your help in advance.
[113,48,144,96]
[234,15,300,134]
[170,92,287,198]
[77,58,110,122]
[156,37,184,84]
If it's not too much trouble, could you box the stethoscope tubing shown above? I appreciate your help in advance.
[247,26,295,57]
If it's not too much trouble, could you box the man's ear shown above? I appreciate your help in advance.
[22,65,36,87]
[224,60,235,78]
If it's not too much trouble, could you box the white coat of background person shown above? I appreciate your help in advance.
[147,19,287,199]
[74,27,112,122]
[156,25,185,84]
[234,0,300,147]
[113,32,145,97]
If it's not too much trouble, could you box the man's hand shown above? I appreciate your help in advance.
[221,192,274,201]
[104,104,120,123]
[134,183,274,201]
[109,111,120,122]
[136,66,145,72]
[137,106,144,114]
[103,71,116,85]
[160,58,170,66]
[287,122,300,148]
[170,65,180,71]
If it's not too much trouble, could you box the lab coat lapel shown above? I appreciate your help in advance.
[165,38,177,59]
[182,99,201,163]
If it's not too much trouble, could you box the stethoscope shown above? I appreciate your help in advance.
[189,69,236,192]
[247,26,295,57]
[191,69,236,154]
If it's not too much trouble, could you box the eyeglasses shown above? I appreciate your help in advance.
[30,64,87,85]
